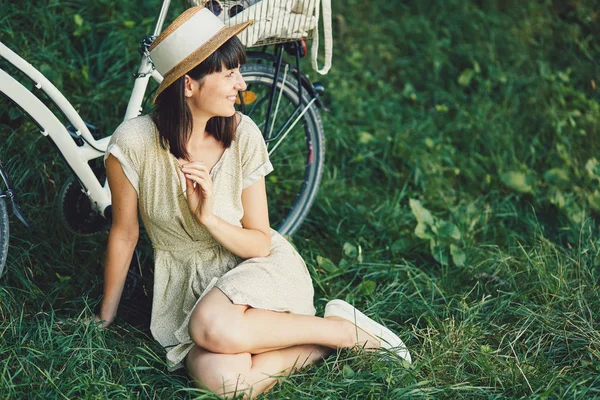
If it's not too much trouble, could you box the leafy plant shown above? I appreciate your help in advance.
[409,199,466,267]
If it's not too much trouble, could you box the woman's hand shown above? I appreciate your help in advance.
[181,161,215,226]
[63,314,111,328]
[96,299,117,329]
[93,314,113,329]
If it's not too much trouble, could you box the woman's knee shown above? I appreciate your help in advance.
[188,294,246,353]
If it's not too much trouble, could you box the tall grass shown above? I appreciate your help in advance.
[1,0,599,398]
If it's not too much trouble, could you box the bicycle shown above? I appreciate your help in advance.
[0,0,332,279]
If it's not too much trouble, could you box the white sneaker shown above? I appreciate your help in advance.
[324,299,412,364]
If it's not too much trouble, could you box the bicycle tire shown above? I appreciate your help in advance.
[239,63,325,236]
[0,198,8,277]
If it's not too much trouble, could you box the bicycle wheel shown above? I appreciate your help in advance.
[238,63,325,236]
[0,198,8,277]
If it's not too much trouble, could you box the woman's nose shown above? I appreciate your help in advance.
[235,71,247,91]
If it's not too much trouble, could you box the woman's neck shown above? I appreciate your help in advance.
[187,113,212,148]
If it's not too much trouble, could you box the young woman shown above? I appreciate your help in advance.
[98,6,411,398]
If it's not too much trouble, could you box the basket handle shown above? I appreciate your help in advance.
[311,0,332,75]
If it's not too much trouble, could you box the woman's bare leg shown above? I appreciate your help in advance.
[186,344,330,399]
[188,288,380,355]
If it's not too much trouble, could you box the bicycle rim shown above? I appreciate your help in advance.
[0,198,8,277]
[238,63,325,236]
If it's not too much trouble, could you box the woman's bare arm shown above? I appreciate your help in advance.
[202,176,271,259]
[98,154,139,326]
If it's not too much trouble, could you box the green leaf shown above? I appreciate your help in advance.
[539,385,558,399]
[450,244,466,267]
[338,259,350,270]
[351,154,365,163]
[359,131,374,144]
[74,14,83,27]
[123,20,136,28]
[415,222,434,240]
[558,70,570,82]
[8,107,22,121]
[55,273,71,282]
[39,63,57,84]
[500,171,536,194]
[358,280,376,295]
[409,199,434,225]
[342,365,355,378]
[586,158,600,181]
[81,65,89,81]
[390,239,407,254]
[74,25,91,37]
[402,82,416,99]
[543,168,570,188]
[480,345,492,353]
[458,68,474,86]
[548,188,565,208]
[538,62,555,81]
[436,220,461,240]
[343,242,358,258]
[564,202,585,225]
[316,256,337,273]
[588,191,600,213]
[430,243,449,266]
[556,144,572,166]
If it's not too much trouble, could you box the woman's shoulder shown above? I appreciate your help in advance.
[235,113,263,148]
[110,115,157,149]
[112,115,156,139]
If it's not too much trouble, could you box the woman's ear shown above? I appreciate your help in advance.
[183,75,195,98]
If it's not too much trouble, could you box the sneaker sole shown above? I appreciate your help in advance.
[324,299,412,364]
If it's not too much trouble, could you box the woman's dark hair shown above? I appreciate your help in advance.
[152,36,247,160]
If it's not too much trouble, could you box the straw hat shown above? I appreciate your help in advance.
[149,6,253,102]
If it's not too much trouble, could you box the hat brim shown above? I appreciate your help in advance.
[152,20,253,104]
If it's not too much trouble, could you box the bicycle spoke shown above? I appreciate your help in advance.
[271,150,308,162]
[239,63,324,235]
[268,99,317,157]
[268,64,289,140]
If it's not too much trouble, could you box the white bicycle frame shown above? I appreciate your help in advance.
[0,0,173,217]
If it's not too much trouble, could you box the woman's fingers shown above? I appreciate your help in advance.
[182,163,212,187]
[185,176,195,195]
[182,168,211,184]
[184,173,209,185]
[182,167,207,176]
[180,162,215,224]
[184,173,212,195]
[181,162,213,203]
[180,161,210,175]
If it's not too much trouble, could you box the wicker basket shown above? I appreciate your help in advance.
[198,0,319,47]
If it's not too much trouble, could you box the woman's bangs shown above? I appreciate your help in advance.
[206,37,247,73]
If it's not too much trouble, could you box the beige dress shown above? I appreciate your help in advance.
[105,114,316,370]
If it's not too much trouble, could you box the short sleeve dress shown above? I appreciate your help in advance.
[104,114,316,370]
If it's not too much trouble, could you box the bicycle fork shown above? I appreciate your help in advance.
[0,160,30,228]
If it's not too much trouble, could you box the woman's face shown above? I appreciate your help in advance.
[185,63,247,118]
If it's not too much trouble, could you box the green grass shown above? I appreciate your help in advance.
[1,0,600,398]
